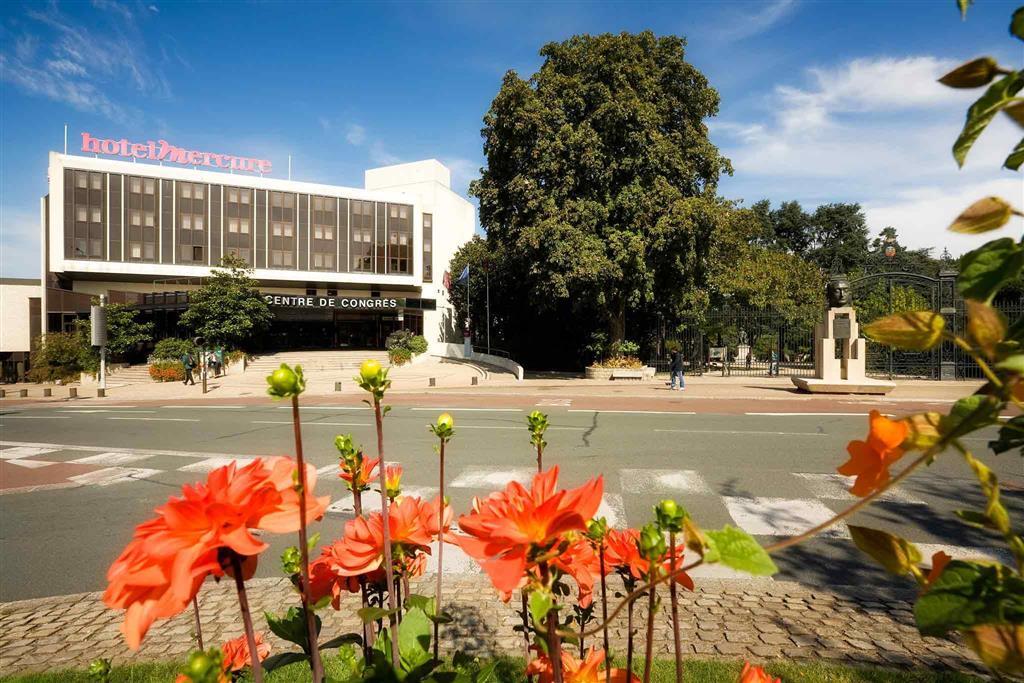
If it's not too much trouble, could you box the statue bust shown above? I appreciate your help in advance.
[826,276,852,308]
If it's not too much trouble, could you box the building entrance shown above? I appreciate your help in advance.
[265,309,422,350]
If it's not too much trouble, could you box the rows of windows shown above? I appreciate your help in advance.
[62,171,432,277]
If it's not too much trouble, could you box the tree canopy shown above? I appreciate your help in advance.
[179,255,272,349]
[470,31,731,347]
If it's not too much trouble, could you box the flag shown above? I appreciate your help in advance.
[456,265,470,284]
[443,270,452,290]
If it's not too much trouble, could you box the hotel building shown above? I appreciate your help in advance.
[23,144,474,362]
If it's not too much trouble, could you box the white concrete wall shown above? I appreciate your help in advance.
[0,283,41,352]
[430,342,523,381]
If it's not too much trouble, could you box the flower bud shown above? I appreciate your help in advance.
[384,464,403,499]
[587,517,608,542]
[360,358,382,383]
[639,522,666,562]
[266,363,304,397]
[437,412,454,430]
[656,498,685,532]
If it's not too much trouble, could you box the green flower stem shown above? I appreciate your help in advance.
[642,578,656,683]
[668,532,683,683]
[952,441,1024,575]
[230,552,264,683]
[539,562,564,683]
[351,487,375,658]
[434,438,446,661]
[625,575,636,679]
[599,544,610,683]
[191,596,204,651]
[373,396,400,668]
[290,396,324,683]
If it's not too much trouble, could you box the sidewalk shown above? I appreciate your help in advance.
[0,575,986,677]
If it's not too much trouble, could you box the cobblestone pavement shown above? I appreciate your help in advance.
[0,575,988,678]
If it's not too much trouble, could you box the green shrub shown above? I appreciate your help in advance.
[385,330,428,359]
[408,334,428,355]
[27,332,96,383]
[609,339,640,357]
[152,338,195,361]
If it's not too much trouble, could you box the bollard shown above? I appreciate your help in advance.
[97,388,106,398]
[471,376,478,386]
[335,381,342,392]
[69,387,78,398]
[43,388,52,397]
[429,377,436,387]
[18,389,28,398]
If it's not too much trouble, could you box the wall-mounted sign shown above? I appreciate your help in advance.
[80,132,272,174]
[264,295,401,310]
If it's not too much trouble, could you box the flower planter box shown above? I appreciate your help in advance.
[585,366,655,380]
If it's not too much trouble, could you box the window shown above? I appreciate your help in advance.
[193,246,203,261]
[229,218,239,233]
[130,178,141,193]
[177,182,206,264]
[311,195,336,270]
[130,242,142,259]
[124,175,157,262]
[240,218,249,233]
[130,210,141,226]
[224,187,253,265]
[269,192,296,269]
[387,203,412,274]
[350,199,374,271]
[68,170,106,260]
[423,213,433,282]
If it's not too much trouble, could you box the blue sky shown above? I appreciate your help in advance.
[2,0,1021,277]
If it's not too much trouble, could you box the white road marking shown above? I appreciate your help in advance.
[456,425,586,431]
[745,412,893,417]
[411,407,523,412]
[163,405,246,409]
[70,452,155,466]
[57,409,156,414]
[69,467,162,486]
[1,447,59,460]
[6,459,57,469]
[0,416,70,420]
[0,482,81,496]
[654,429,826,436]
[915,543,1013,566]
[108,417,200,422]
[569,410,697,415]
[179,457,256,473]
[596,494,626,528]
[451,467,534,489]
[253,420,369,427]
[620,469,713,495]
[536,398,573,407]
[723,497,849,538]
[794,473,925,504]
[326,486,439,515]
[280,406,369,410]
[424,541,480,574]
[0,440,267,460]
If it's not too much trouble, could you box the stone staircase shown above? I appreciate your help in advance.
[246,350,392,373]
[106,364,155,385]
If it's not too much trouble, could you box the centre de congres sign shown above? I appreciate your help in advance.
[264,295,401,310]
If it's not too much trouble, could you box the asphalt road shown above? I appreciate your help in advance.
[1,399,1021,602]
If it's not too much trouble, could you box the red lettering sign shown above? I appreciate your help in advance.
[80,132,273,175]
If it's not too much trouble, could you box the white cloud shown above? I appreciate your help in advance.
[713,54,1022,255]
[440,157,481,194]
[864,178,1024,255]
[714,0,799,42]
[369,141,401,166]
[346,123,367,146]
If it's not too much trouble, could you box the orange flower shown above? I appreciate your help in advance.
[384,464,403,498]
[340,454,380,491]
[315,495,440,589]
[453,466,603,596]
[555,537,600,608]
[838,410,909,497]
[527,647,639,683]
[221,631,271,672]
[926,550,952,587]
[103,457,328,649]
[739,662,780,683]
[602,528,693,589]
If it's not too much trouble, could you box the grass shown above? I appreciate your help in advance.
[0,656,986,683]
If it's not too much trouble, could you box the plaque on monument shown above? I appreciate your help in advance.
[833,317,851,340]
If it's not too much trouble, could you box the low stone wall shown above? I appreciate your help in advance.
[585,365,656,380]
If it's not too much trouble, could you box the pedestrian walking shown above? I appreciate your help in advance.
[670,349,685,391]
[215,346,225,377]
[182,352,196,386]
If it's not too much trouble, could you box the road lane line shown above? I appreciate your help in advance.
[457,425,586,431]
[252,420,369,427]
[745,412,893,417]
[0,440,266,459]
[58,409,156,414]
[410,408,523,412]
[0,415,71,419]
[568,410,696,415]
[278,406,370,410]
[654,429,826,436]
[108,417,200,422]
[163,405,246,409]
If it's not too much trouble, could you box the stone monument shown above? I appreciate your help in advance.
[792,275,895,394]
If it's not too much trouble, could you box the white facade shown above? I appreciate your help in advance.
[0,280,40,353]
[42,152,475,348]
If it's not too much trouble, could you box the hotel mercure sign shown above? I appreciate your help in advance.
[80,132,272,174]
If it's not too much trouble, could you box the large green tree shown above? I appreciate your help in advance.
[103,303,154,358]
[470,31,731,347]
[179,255,272,349]
[807,203,871,273]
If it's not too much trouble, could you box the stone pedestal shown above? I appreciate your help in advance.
[792,307,895,395]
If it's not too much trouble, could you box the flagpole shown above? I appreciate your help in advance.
[486,267,491,355]
[466,268,471,348]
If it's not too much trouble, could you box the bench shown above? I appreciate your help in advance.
[610,369,644,380]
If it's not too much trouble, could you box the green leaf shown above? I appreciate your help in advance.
[939,57,1001,89]
[953,71,1024,167]
[1012,6,1024,41]
[405,594,437,617]
[705,525,778,576]
[914,561,1024,636]
[989,416,1024,456]
[265,607,321,654]
[949,197,1016,234]
[358,606,398,624]
[995,355,1024,374]
[397,606,434,671]
[957,238,1024,302]
[1004,137,1024,171]
[963,450,1011,534]
[863,311,946,351]
[945,395,1000,434]
[529,590,555,626]
[955,509,1003,531]
[261,652,308,674]
[848,526,922,576]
